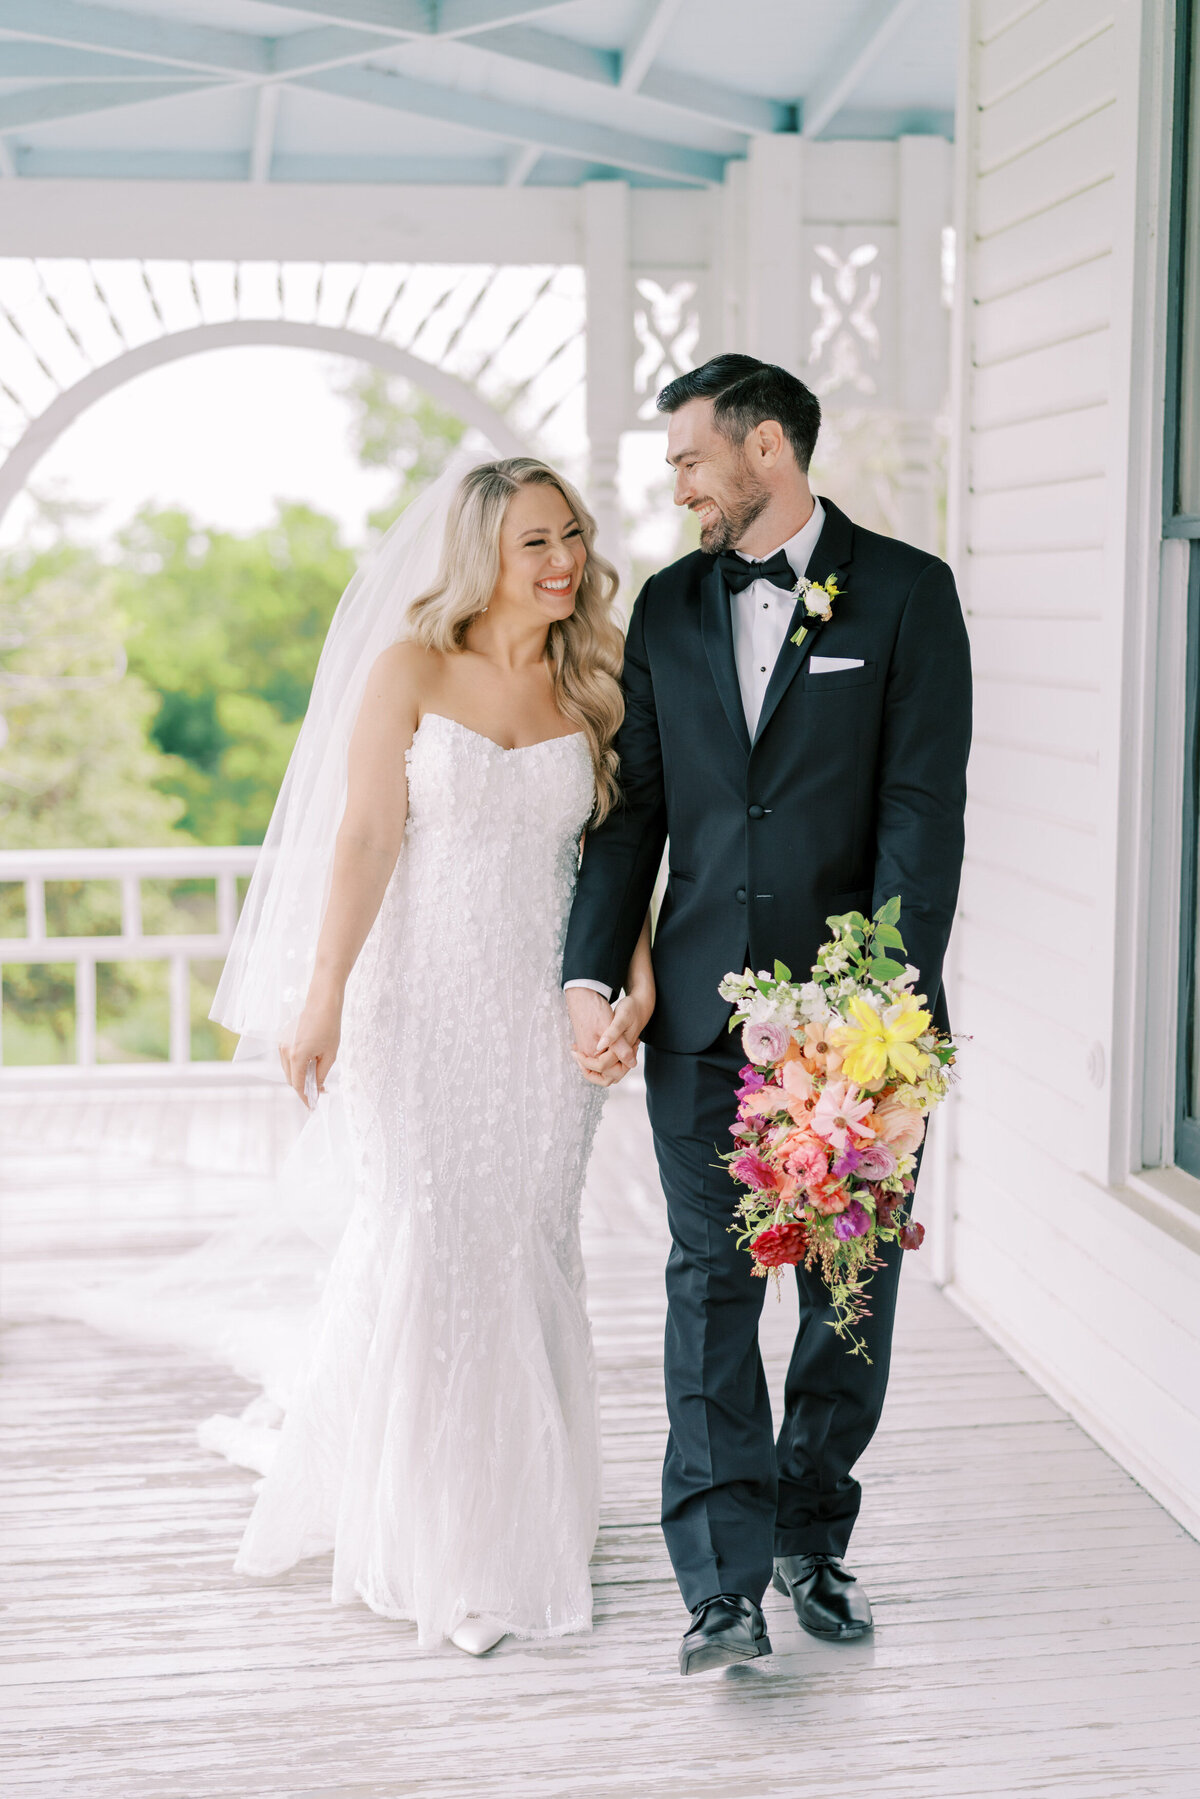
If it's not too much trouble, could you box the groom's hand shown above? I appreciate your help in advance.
[566,987,638,1087]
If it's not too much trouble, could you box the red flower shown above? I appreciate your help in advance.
[751,1219,809,1268]
[899,1219,925,1251]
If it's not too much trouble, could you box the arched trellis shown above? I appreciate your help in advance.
[0,319,531,531]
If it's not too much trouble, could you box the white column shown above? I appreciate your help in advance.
[744,134,805,372]
[895,134,952,552]
[718,157,750,354]
[583,180,631,579]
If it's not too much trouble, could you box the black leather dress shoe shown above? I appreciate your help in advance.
[679,1594,773,1676]
[773,1553,874,1640]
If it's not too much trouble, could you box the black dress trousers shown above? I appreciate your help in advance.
[645,1026,905,1612]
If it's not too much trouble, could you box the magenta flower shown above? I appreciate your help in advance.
[833,1200,871,1240]
[730,1150,775,1191]
[738,1065,766,1094]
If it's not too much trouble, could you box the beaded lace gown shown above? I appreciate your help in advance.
[234,711,606,1647]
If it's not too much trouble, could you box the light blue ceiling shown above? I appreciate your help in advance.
[0,0,958,188]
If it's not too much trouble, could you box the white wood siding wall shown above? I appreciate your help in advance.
[947,0,1200,1535]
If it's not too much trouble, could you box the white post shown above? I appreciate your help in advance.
[584,180,631,580]
[168,953,190,1065]
[75,957,96,1066]
[896,135,952,553]
[718,158,750,354]
[745,134,805,372]
[120,873,142,940]
[25,877,45,943]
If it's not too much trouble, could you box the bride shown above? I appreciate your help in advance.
[212,456,654,1656]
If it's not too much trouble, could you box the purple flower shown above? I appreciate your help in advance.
[832,1140,865,1179]
[738,1065,766,1094]
[854,1142,898,1182]
[729,1150,776,1191]
[833,1200,871,1240]
[742,1021,791,1066]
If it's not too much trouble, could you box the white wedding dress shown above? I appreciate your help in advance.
[234,712,605,1646]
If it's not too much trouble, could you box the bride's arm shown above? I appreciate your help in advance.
[281,646,418,1104]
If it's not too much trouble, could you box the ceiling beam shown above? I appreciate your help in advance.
[463,25,789,135]
[250,83,279,183]
[259,0,576,37]
[800,0,923,139]
[0,0,269,75]
[0,136,15,177]
[504,143,541,187]
[0,78,213,134]
[0,44,203,77]
[296,64,727,184]
[273,26,405,79]
[619,0,683,94]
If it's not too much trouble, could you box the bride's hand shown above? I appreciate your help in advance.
[574,983,655,1088]
[280,988,343,1107]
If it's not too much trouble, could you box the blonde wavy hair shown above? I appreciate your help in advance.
[406,458,625,822]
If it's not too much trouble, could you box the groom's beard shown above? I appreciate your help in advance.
[693,461,770,553]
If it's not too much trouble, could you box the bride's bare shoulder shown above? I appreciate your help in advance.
[368,640,442,701]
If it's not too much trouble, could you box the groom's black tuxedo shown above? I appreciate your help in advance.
[563,496,971,1612]
[563,496,969,1045]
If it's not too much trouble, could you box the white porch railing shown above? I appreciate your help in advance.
[0,846,258,1076]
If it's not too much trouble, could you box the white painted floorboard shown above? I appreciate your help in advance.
[2,1083,1199,1797]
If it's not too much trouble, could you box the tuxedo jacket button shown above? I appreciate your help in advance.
[735,887,746,904]
[747,804,765,820]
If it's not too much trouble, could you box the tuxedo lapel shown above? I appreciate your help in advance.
[753,496,854,746]
[699,559,751,755]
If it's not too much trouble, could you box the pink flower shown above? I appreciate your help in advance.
[872,1092,926,1157]
[742,1021,791,1066]
[800,1017,843,1076]
[811,1079,876,1151]
[854,1142,898,1182]
[785,1137,830,1191]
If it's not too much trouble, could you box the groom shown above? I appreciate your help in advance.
[563,355,971,1675]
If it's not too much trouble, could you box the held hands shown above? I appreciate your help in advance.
[567,983,655,1088]
[279,985,343,1108]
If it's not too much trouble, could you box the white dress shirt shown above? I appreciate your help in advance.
[566,498,826,1002]
[730,496,825,737]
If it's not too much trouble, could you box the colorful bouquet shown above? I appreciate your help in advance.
[718,898,957,1357]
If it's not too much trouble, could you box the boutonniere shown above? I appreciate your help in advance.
[791,574,843,648]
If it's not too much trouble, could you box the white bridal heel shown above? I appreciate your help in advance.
[450,1615,508,1657]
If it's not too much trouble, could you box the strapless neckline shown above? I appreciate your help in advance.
[415,712,586,757]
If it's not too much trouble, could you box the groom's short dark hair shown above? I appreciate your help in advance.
[656,355,821,472]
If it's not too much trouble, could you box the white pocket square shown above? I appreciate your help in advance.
[808,656,864,673]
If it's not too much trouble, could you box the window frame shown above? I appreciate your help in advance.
[1171,0,1200,1176]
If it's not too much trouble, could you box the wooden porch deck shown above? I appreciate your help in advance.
[2,1082,1199,1798]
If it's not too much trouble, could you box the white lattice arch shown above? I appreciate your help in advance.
[0,319,531,530]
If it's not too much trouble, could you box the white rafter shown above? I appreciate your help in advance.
[0,136,16,178]
[295,64,727,184]
[504,143,541,186]
[800,0,923,139]
[0,0,269,74]
[0,79,214,135]
[250,83,279,183]
[618,0,683,94]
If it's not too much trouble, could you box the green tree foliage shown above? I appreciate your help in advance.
[0,541,186,851]
[0,540,189,1060]
[111,503,355,845]
[341,369,467,532]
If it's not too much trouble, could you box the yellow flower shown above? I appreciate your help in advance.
[832,995,932,1086]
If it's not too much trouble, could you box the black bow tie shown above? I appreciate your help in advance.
[716,548,797,596]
